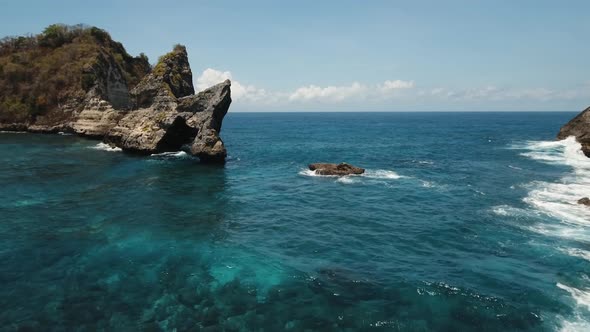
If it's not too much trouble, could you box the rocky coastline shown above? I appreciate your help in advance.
[0,25,231,163]
[557,106,590,158]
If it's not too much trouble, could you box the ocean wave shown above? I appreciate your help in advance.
[150,151,189,159]
[89,143,122,152]
[558,283,590,311]
[514,137,590,228]
[299,168,403,182]
[559,248,590,261]
[514,137,590,331]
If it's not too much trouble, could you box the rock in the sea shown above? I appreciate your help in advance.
[557,106,590,157]
[105,46,231,162]
[105,78,231,160]
[578,197,590,206]
[0,25,232,163]
[309,163,365,176]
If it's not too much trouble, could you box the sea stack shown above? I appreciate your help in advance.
[557,106,590,157]
[0,24,231,163]
[309,163,365,176]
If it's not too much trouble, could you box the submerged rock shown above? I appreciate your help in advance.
[578,197,590,206]
[309,163,365,176]
[557,106,590,157]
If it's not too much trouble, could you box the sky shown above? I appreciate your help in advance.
[1,0,589,112]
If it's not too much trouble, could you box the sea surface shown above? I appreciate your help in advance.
[1,112,589,331]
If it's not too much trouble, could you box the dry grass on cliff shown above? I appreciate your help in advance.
[0,24,150,123]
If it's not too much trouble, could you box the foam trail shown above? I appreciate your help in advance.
[363,170,403,179]
[150,151,189,158]
[515,137,590,331]
[89,143,122,152]
[517,137,590,230]
[299,168,403,181]
[557,283,590,311]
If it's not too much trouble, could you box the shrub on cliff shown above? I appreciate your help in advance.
[0,24,151,123]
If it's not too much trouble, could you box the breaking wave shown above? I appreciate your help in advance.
[514,136,590,331]
[517,137,590,229]
[89,143,122,152]
[299,168,403,183]
[150,151,190,159]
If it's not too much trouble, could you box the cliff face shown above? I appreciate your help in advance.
[557,106,590,157]
[0,24,231,163]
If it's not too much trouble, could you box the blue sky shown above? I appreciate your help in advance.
[1,0,589,111]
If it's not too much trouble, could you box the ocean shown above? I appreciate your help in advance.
[1,112,589,331]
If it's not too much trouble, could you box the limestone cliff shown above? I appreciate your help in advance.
[557,106,590,157]
[0,24,232,163]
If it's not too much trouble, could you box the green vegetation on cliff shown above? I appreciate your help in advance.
[0,24,150,123]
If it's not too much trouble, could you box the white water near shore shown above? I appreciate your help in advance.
[299,168,404,184]
[508,136,590,331]
[89,142,122,152]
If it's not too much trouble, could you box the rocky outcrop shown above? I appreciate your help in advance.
[103,46,231,162]
[578,197,590,206]
[309,163,365,176]
[131,45,194,110]
[104,80,231,158]
[557,106,590,157]
[71,96,124,137]
[0,26,232,163]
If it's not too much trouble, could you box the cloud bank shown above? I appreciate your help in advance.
[195,68,590,111]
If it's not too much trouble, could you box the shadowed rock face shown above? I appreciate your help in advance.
[105,78,231,161]
[558,106,590,157]
[309,163,365,176]
[102,46,231,162]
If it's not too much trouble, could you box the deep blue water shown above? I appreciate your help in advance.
[1,112,590,331]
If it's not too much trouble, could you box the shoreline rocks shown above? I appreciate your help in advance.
[0,33,232,163]
[578,197,590,206]
[557,106,590,157]
[309,163,365,176]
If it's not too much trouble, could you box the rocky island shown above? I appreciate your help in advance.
[309,163,365,176]
[557,106,590,157]
[0,24,231,163]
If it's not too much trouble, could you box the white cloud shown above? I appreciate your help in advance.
[195,68,590,110]
[422,85,590,102]
[379,80,415,91]
[196,68,268,102]
[288,82,366,102]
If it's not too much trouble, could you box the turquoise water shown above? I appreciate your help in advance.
[1,112,589,331]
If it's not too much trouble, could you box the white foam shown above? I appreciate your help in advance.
[560,318,590,332]
[511,137,590,331]
[89,142,122,152]
[515,137,590,230]
[363,169,403,179]
[491,205,544,219]
[557,283,590,331]
[336,176,357,184]
[421,180,436,188]
[299,168,403,181]
[150,151,189,158]
[558,283,590,311]
[559,248,590,261]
